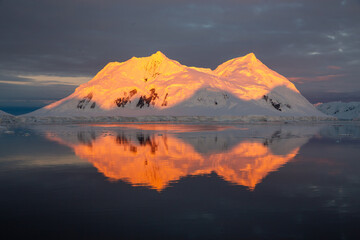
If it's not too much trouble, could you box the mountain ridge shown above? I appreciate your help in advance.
[26,51,325,118]
[316,101,360,120]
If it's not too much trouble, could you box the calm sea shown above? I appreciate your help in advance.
[0,123,359,239]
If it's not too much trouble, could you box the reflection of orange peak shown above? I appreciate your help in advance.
[46,132,299,191]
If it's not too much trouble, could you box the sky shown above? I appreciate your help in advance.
[0,0,359,114]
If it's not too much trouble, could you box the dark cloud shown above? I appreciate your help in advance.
[0,0,359,108]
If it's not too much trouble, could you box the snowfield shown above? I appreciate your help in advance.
[24,51,326,119]
[316,102,360,120]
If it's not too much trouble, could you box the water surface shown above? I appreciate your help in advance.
[0,123,360,239]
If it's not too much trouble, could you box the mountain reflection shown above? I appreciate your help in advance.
[45,125,312,190]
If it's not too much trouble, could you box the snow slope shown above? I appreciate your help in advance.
[316,102,360,120]
[0,110,11,116]
[26,51,325,118]
[0,110,16,125]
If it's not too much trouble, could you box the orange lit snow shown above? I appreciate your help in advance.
[29,51,323,118]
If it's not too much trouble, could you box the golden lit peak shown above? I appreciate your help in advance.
[214,52,260,71]
[244,52,257,60]
[234,52,258,64]
[150,51,167,61]
[127,51,168,62]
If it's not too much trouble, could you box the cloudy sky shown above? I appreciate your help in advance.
[0,0,359,113]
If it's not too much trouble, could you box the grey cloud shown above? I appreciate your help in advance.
[0,73,35,83]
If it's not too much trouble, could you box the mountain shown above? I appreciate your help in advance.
[27,51,324,118]
[0,110,16,125]
[0,110,11,116]
[316,101,360,120]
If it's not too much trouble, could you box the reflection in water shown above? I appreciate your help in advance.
[46,125,307,191]
[3,124,360,239]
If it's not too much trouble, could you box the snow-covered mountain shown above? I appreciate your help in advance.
[316,102,360,120]
[0,110,11,116]
[26,51,324,118]
[0,109,16,125]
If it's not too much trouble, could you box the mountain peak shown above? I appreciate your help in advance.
[150,51,167,61]
[214,52,261,76]
[244,52,257,60]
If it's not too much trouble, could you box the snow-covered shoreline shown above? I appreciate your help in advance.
[6,114,336,125]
